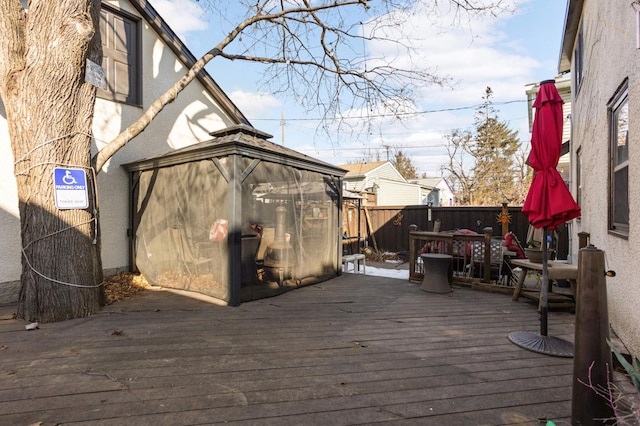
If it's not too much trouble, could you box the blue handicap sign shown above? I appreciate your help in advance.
[53,167,89,209]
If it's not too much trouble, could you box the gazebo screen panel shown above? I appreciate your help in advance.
[240,159,339,300]
[133,158,231,302]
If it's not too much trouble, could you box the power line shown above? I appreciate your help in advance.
[247,99,527,122]
[279,114,530,138]
[302,144,447,152]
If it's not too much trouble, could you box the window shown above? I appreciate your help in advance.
[574,26,584,95]
[609,80,629,236]
[98,5,141,105]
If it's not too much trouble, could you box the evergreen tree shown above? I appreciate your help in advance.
[392,150,418,180]
[471,87,521,205]
[442,87,525,205]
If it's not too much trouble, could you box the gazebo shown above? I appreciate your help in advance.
[123,125,346,306]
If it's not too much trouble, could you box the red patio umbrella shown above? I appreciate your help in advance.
[509,80,580,357]
[522,80,581,229]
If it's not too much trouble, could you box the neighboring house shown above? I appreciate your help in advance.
[0,0,249,303]
[411,177,454,206]
[339,161,403,193]
[338,161,439,206]
[560,1,639,358]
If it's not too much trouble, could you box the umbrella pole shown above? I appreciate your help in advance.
[507,225,573,357]
[541,227,549,336]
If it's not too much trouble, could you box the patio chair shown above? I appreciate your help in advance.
[450,238,471,277]
[470,239,504,282]
[170,225,218,276]
[501,232,526,286]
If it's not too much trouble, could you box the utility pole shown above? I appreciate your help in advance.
[281,110,285,146]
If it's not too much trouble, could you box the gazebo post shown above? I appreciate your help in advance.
[227,154,242,307]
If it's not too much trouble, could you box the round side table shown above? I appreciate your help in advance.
[419,253,453,294]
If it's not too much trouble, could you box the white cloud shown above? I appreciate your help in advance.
[152,0,208,39]
[365,1,538,107]
[229,90,282,119]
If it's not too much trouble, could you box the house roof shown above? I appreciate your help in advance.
[411,178,441,189]
[559,0,584,74]
[337,161,388,176]
[127,0,250,126]
[343,189,365,199]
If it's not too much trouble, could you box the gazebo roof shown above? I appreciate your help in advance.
[123,124,346,176]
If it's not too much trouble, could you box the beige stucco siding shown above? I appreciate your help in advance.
[94,3,234,272]
[569,1,640,357]
[0,100,21,300]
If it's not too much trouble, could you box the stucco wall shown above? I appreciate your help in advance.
[0,100,22,299]
[570,1,640,357]
[0,0,237,303]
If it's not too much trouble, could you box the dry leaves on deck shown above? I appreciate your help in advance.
[103,273,149,305]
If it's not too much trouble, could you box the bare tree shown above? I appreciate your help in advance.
[512,144,533,203]
[0,0,513,321]
[442,129,476,205]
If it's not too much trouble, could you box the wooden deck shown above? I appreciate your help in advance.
[0,274,577,425]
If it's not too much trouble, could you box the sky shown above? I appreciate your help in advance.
[152,0,568,178]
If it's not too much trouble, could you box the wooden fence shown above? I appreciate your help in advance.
[344,204,570,260]
[361,205,531,253]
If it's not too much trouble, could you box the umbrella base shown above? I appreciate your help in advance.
[508,331,573,358]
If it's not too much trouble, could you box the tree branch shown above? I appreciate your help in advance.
[93,0,371,172]
[93,0,511,172]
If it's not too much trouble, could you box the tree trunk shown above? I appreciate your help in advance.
[1,0,103,322]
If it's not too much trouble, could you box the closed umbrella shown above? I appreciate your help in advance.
[508,80,581,357]
[522,81,581,229]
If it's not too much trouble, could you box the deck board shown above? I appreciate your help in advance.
[0,274,578,425]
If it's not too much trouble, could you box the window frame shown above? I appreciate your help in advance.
[98,4,142,106]
[574,26,584,96]
[608,79,629,238]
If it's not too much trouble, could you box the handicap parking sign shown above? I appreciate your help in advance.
[53,167,89,209]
